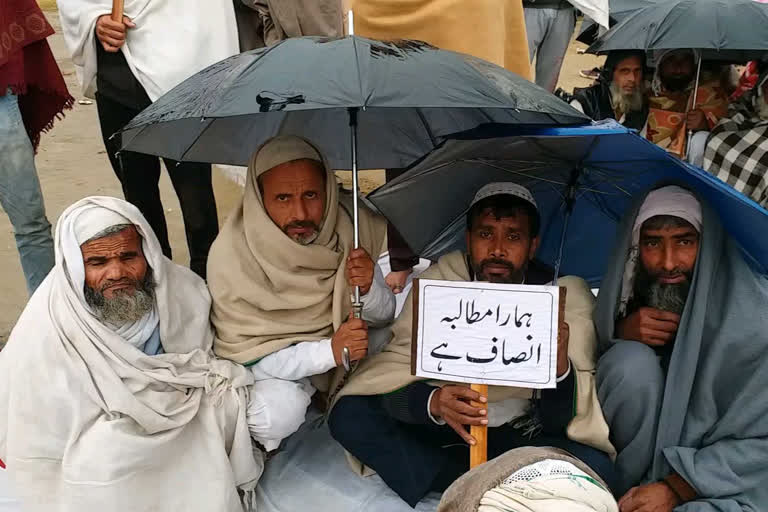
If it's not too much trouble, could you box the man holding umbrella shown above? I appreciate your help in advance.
[644,50,729,159]
[207,136,395,450]
[595,185,768,510]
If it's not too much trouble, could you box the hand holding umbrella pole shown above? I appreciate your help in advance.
[343,107,364,373]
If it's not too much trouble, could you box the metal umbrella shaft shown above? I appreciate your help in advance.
[343,107,363,372]
[685,55,703,161]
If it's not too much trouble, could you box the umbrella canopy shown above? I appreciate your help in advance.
[586,0,768,61]
[119,35,587,170]
[577,0,661,45]
[367,121,768,286]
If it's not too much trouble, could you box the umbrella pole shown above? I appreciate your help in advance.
[554,169,580,284]
[685,55,703,161]
[349,107,363,318]
[111,0,124,21]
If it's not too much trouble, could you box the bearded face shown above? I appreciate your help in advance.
[610,81,645,114]
[84,269,156,325]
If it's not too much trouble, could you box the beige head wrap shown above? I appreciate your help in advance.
[207,136,386,372]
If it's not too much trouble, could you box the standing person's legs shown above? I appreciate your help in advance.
[0,91,54,294]
[533,6,576,92]
[597,341,664,494]
[523,7,547,64]
[95,93,172,259]
[329,395,466,507]
[164,160,219,279]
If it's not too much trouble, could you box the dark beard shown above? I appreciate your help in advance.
[471,257,526,284]
[661,75,693,93]
[633,265,692,315]
[84,270,156,325]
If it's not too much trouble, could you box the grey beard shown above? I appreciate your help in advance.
[84,271,156,326]
[757,95,768,121]
[645,280,690,315]
[610,82,644,114]
[292,232,319,246]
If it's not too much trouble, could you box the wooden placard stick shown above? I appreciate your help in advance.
[469,287,566,470]
[469,383,488,468]
[111,0,125,22]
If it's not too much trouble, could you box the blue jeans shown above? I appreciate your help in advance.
[0,91,54,294]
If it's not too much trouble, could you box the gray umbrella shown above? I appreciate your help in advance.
[586,0,768,61]
[119,35,586,329]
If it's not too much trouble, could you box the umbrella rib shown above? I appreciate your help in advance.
[474,161,570,186]
[176,118,215,163]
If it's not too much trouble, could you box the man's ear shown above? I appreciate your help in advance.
[529,236,541,260]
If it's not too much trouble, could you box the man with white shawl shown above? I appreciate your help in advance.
[56,0,240,278]
[207,135,394,451]
[0,196,264,512]
[329,183,616,508]
[595,185,768,511]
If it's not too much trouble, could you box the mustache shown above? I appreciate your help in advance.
[479,258,516,272]
[283,220,319,232]
[100,277,140,293]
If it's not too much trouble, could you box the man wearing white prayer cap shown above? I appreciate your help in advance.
[595,184,768,510]
[0,196,278,512]
[329,182,616,507]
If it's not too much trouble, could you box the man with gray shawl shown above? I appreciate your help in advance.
[595,185,768,511]
[0,196,267,511]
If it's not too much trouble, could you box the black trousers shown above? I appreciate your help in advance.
[94,61,218,279]
[330,395,616,508]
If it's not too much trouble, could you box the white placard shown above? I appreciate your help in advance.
[412,279,561,388]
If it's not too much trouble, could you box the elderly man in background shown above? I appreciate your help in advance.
[595,185,768,511]
[645,50,728,160]
[207,135,393,451]
[704,69,768,207]
[57,0,241,279]
[567,50,648,131]
[1,0,73,294]
[0,197,268,512]
[329,183,615,508]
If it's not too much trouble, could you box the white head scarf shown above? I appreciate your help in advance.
[57,198,159,347]
[618,186,702,316]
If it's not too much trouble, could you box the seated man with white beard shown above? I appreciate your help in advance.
[595,185,768,511]
[704,68,768,208]
[0,197,269,512]
[567,51,648,131]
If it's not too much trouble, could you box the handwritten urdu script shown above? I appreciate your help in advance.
[412,279,560,388]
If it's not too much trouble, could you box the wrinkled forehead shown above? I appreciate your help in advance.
[79,225,144,254]
[639,215,699,235]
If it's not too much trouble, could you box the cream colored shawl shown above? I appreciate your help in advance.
[208,136,387,367]
[335,251,614,456]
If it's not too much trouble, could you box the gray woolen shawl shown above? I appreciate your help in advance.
[594,187,768,511]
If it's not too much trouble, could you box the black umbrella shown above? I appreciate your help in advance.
[586,0,768,61]
[119,35,587,325]
[576,0,661,46]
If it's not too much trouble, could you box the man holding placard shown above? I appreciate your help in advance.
[330,183,615,507]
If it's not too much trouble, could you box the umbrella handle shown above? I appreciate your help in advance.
[111,0,124,22]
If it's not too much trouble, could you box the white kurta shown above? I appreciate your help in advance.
[58,0,239,100]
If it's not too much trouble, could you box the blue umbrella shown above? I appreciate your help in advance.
[367,121,768,286]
